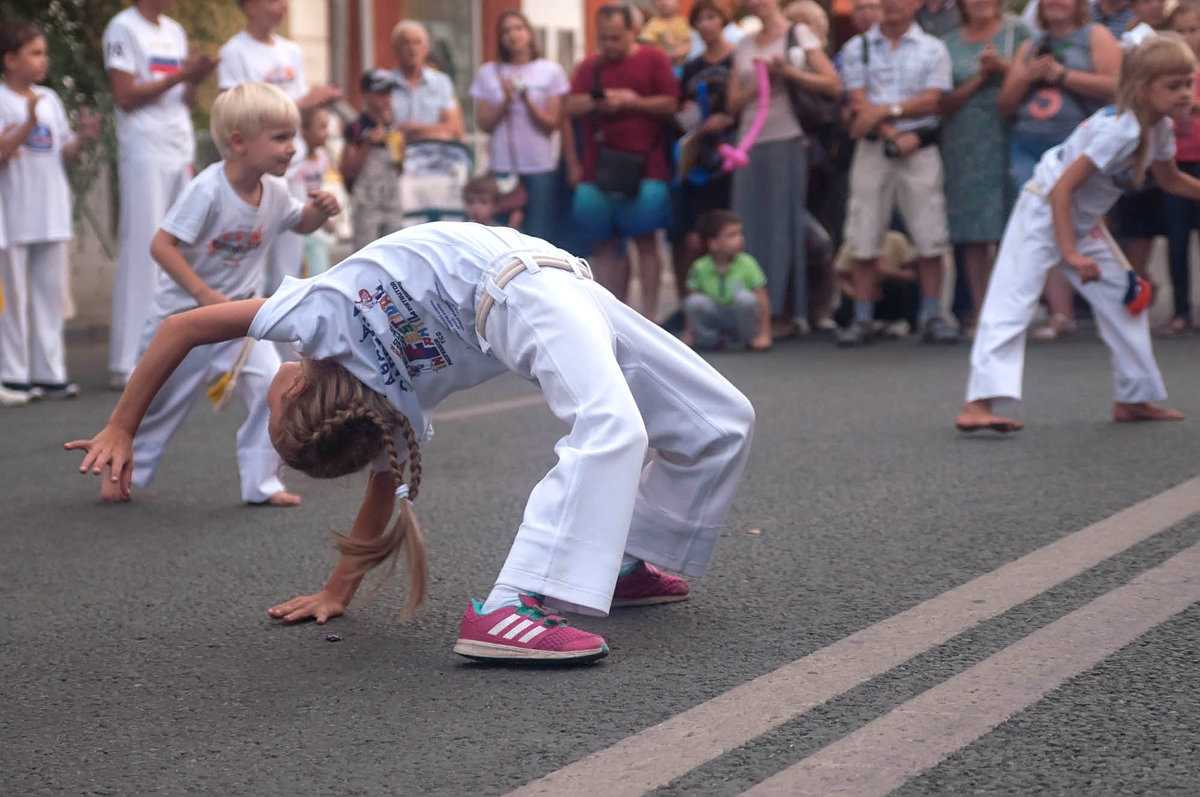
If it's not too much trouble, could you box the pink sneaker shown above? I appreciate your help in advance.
[612,561,690,607]
[453,594,609,662]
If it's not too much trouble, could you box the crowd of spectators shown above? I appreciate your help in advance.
[10,0,1197,401]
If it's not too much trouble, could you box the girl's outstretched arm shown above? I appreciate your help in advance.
[1047,155,1101,283]
[64,299,267,491]
[268,469,397,624]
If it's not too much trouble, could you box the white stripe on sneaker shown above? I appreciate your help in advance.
[518,626,548,644]
[488,615,522,636]
[503,619,535,639]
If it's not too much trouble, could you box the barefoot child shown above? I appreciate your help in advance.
[682,209,773,351]
[68,221,755,663]
[0,22,100,402]
[107,82,339,505]
[958,36,1200,433]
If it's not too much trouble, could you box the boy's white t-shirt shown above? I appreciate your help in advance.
[0,84,73,245]
[249,222,574,443]
[102,6,194,162]
[155,161,305,316]
[217,31,309,98]
[1032,106,1175,233]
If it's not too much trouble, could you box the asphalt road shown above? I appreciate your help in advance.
[3,329,1198,796]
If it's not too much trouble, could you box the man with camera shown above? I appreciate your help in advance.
[837,0,956,346]
[564,3,679,318]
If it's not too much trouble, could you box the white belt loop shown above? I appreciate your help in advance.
[517,252,540,273]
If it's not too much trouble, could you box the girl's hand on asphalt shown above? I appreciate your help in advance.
[268,590,347,624]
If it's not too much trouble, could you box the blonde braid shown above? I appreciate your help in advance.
[274,357,429,620]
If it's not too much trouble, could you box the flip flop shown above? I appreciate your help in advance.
[956,419,1023,433]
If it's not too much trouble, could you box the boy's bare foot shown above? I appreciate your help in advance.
[1112,402,1185,422]
[955,399,1024,433]
[265,490,302,507]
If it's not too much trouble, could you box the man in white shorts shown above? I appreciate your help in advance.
[838,0,956,346]
[103,0,218,388]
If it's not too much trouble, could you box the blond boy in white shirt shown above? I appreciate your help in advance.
[102,82,339,506]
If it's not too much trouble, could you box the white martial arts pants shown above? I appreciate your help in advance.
[0,241,68,387]
[480,262,756,616]
[110,153,191,378]
[131,319,286,503]
[968,189,1167,405]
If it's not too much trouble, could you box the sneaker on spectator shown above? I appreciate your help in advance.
[835,320,871,347]
[36,382,80,400]
[921,317,960,344]
[813,317,838,333]
[0,385,32,406]
[453,594,609,663]
[612,561,690,607]
[108,372,129,391]
[792,318,811,336]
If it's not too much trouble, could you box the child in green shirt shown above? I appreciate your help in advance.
[682,210,772,351]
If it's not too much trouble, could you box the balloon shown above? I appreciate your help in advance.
[720,59,770,172]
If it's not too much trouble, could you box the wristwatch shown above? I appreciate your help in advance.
[889,102,903,119]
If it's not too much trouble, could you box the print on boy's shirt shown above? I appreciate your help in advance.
[262,65,297,86]
[149,54,183,76]
[207,227,264,264]
[23,124,52,152]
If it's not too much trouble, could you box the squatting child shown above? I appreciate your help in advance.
[68,221,755,664]
[958,35,1200,433]
[682,210,773,351]
[103,81,339,505]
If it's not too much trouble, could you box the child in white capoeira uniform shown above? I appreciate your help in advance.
[957,36,1200,433]
[68,221,756,664]
[103,0,217,388]
[0,22,100,403]
[218,0,341,296]
[103,83,339,506]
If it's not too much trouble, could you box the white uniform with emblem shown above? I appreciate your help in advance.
[250,222,756,615]
[132,163,304,503]
[968,107,1173,406]
[0,84,73,390]
[103,7,195,381]
[218,31,310,296]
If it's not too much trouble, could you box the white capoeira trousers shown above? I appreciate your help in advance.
[110,154,191,377]
[968,189,1167,405]
[481,264,756,616]
[131,318,285,503]
[0,241,68,387]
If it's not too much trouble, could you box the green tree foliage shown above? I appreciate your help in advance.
[0,0,242,236]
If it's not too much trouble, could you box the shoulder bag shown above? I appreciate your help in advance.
[591,57,652,200]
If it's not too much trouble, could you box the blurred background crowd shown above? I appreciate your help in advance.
[5,0,1200,383]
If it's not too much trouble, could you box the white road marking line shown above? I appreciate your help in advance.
[743,540,1200,797]
[434,395,545,422]
[505,475,1200,797]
